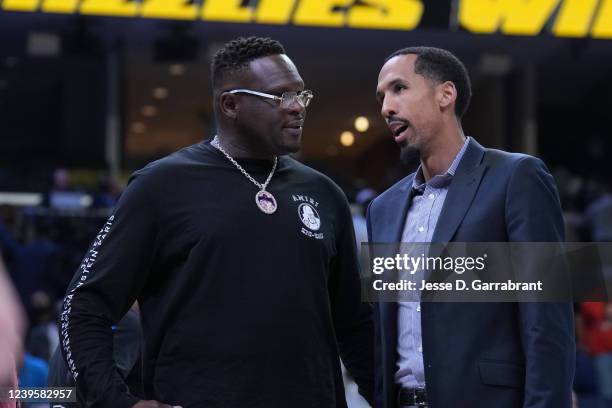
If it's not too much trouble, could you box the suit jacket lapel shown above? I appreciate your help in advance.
[432,139,487,243]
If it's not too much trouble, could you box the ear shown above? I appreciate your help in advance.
[437,81,457,112]
[219,92,239,120]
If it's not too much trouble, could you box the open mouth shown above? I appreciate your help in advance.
[393,124,409,137]
[388,120,410,143]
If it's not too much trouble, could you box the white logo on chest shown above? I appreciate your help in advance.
[293,195,324,239]
[298,203,321,231]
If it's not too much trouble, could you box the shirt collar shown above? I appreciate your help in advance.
[412,136,470,193]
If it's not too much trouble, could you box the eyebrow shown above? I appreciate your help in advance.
[376,78,406,103]
[264,80,305,94]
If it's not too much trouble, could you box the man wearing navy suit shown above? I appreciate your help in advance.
[369,47,575,408]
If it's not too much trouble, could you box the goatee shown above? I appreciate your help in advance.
[400,143,420,167]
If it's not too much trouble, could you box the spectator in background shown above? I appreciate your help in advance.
[52,168,72,192]
[0,218,62,315]
[581,302,612,406]
[351,188,376,253]
[574,304,602,408]
[584,181,612,242]
[25,290,59,362]
[18,352,49,408]
[45,168,91,210]
[92,175,122,209]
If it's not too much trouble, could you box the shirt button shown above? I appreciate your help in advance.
[418,345,423,353]
[428,193,435,200]
[418,226,424,232]
[416,305,421,312]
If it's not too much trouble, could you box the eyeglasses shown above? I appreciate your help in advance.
[226,88,314,109]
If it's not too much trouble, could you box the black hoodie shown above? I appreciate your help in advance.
[59,140,373,408]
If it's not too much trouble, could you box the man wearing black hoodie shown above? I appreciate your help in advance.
[59,37,373,408]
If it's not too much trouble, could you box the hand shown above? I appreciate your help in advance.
[132,400,182,408]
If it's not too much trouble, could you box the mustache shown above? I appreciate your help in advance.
[386,116,410,126]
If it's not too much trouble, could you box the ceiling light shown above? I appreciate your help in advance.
[169,64,185,76]
[340,131,355,147]
[354,116,369,132]
[153,87,169,99]
[141,105,158,117]
[131,122,146,134]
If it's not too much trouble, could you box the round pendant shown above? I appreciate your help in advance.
[255,190,277,214]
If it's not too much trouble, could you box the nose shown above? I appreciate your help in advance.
[381,95,396,119]
[283,98,306,115]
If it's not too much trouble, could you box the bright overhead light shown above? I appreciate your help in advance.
[169,64,185,76]
[340,131,355,147]
[153,87,168,99]
[141,105,158,117]
[354,116,369,132]
[131,122,146,134]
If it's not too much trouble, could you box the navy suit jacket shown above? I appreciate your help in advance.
[367,138,575,408]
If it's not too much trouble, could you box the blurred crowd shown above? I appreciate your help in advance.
[0,168,120,407]
[0,166,611,407]
[554,167,612,408]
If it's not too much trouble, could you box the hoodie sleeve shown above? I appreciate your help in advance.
[59,172,158,408]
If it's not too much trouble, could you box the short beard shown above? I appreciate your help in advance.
[399,142,420,167]
[283,136,302,154]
